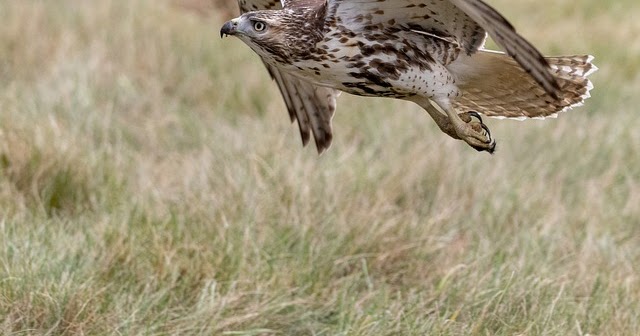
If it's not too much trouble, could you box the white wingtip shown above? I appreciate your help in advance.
[584,59,599,77]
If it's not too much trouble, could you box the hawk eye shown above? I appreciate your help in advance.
[253,21,266,32]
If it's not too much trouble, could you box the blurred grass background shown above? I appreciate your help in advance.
[0,0,639,334]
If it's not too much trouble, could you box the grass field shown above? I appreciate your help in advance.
[1,0,639,334]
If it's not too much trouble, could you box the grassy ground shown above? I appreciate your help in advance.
[0,0,639,334]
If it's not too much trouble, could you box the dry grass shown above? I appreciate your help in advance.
[0,0,639,334]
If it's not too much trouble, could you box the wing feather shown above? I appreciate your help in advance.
[238,0,339,153]
[297,83,337,152]
[448,0,561,98]
[328,0,486,53]
[327,0,561,98]
[264,63,311,145]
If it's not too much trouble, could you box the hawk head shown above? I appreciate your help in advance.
[220,11,298,63]
[220,8,325,64]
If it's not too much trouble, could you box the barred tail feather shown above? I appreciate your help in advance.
[449,50,597,120]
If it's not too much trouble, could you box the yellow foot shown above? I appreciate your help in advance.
[456,111,496,154]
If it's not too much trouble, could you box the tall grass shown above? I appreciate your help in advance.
[0,0,639,334]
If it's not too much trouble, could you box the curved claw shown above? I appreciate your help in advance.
[479,123,496,154]
[464,111,496,154]
[467,111,483,123]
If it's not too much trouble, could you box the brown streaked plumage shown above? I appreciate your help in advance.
[221,0,596,154]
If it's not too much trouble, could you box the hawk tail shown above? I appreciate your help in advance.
[450,50,597,120]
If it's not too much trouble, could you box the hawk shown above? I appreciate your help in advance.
[220,0,596,154]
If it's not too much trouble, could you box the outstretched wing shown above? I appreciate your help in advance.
[326,0,561,99]
[448,0,560,98]
[238,0,340,154]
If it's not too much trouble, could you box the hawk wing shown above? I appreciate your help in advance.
[326,0,562,99]
[238,0,340,154]
[448,0,561,98]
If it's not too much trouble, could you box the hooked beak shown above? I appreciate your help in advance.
[220,19,238,38]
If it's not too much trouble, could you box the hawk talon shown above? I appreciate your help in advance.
[479,123,496,154]
[455,111,495,153]
[471,140,496,154]
[466,111,483,123]
[459,111,483,124]
[480,123,491,141]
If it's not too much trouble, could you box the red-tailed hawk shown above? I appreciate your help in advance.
[220,0,596,154]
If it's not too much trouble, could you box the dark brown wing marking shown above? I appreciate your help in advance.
[448,0,561,98]
[326,0,561,99]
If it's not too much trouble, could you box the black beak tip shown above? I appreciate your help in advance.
[220,21,234,39]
